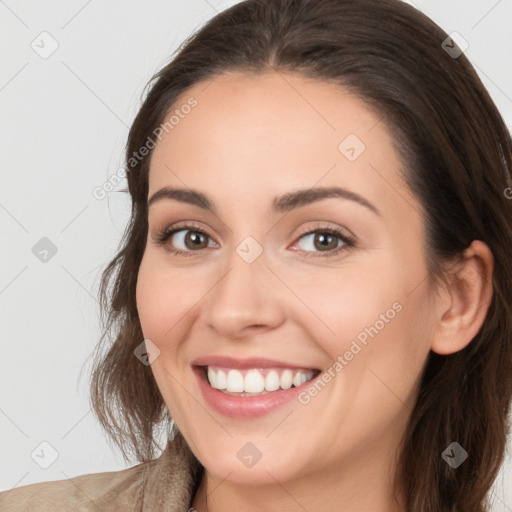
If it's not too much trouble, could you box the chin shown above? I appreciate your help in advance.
[186,432,313,487]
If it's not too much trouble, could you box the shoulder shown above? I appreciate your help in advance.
[0,434,202,511]
[0,459,155,511]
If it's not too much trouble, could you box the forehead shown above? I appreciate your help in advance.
[147,71,415,215]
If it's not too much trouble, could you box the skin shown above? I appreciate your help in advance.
[135,71,494,512]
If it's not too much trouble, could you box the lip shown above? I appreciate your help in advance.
[191,355,319,371]
[192,359,321,419]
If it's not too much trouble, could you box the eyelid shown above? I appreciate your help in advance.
[291,221,355,243]
[153,220,213,240]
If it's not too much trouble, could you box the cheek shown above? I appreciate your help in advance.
[293,260,432,389]
[298,274,432,453]
[284,265,400,355]
[135,255,185,350]
[135,257,201,418]
[135,253,218,362]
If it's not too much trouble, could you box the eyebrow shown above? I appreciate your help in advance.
[148,186,381,216]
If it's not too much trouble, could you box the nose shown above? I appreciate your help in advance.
[200,251,286,339]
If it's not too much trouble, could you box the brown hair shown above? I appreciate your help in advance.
[88,0,512,510]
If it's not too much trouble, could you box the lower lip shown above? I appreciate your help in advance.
[193,367,318,418]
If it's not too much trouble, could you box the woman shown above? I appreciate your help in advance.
[1,0,511,510]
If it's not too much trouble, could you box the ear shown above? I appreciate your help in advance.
[430,240,494,355]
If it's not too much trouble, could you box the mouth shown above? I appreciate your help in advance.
[199,365,320,396]
[191,356,323,417]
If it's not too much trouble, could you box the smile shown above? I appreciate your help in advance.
[205,366,317,395]
[191,356,322,418]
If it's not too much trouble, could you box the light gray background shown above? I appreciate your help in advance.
[1,0,511,509]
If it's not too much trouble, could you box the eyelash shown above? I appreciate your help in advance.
[153,222,356,258]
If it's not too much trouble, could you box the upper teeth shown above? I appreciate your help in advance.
[206,367,316,393]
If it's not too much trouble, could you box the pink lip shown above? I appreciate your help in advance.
[192,363,320,419]
[191,355,318,371]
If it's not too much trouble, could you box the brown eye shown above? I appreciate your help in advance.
[154,225,217,256]
[296,230,346,253]
[170,229,212,251]
[291,224,357,258]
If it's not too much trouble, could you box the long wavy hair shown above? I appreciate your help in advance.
[88,0,512,510]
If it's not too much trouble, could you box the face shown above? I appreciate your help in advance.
[136,71,437,486]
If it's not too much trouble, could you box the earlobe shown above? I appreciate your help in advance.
[430,240,494,356]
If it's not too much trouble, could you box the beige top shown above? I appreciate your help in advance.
[0,434,202,511]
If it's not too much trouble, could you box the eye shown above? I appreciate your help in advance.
[153,223,217,256]
[153,222,356,258]
[292,226,356,258]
